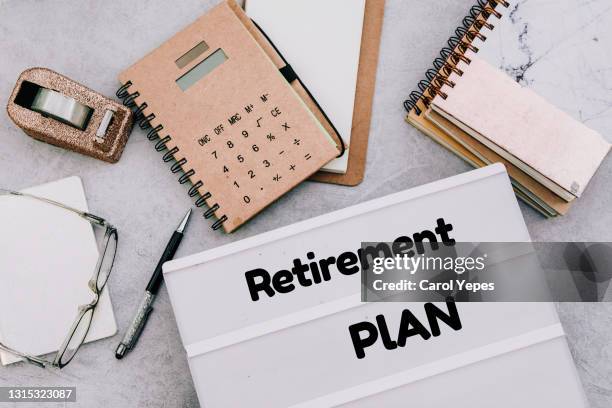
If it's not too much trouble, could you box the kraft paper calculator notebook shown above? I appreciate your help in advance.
[163,165,587,407]
[404,0,610,217]
[117,0,340,232]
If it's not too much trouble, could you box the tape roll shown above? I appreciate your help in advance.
[30,88,93,130]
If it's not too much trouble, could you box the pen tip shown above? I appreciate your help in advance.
[115,344,127,359]
[177,208,192,234]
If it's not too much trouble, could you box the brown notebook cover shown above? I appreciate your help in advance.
[310,0,385,186]
[117,0,339,232]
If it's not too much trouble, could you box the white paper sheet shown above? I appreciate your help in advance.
[246,0,366,173]
[0,177,117,365]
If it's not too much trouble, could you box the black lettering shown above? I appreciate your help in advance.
[413,230,438,254]
[435,218,456,246]
[245,269,274,301]
[348,321,378,359]
[291,258,312,287]
[397,309,431,346]
[376,315,397,351]
[319,257,336,281]
[358,243,393,271]
[392,236,415,257]
[244,219,456,302]
[272,270,295,294]
[310,266,320,283]
[425,301,462,336]
[227,113,241,125]
[337,251,360,275]
[308,251,322,284]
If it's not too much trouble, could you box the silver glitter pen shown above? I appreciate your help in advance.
[115,209,192,359]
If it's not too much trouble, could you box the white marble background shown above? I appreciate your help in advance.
[0,1,611,407]
[478,0,612,141]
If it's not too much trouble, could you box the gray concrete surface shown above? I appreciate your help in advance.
[0,1,611,407]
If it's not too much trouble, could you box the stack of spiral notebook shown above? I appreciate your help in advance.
[404,0,610,217]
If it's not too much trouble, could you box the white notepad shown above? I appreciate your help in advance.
[245,0,366,174]
[0,177,117,366]
[163,164,587,407]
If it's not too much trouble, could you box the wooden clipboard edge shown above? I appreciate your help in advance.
[229,0,344,155]
[309,0,385,186]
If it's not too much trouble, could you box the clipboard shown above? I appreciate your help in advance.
[310,0,385,186]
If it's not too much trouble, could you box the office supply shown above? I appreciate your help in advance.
[430,57,610,201]
[163,164,587,407]
[7,67,133,163]
[476,0,612,138]
[246,0,365,174]
[0,176,117,366]
[426,109,571,217]
[116,0,341,232]
[115,209,192,359]
[247,0,385,184]
[404,0,610,216]
[311,0,385,186]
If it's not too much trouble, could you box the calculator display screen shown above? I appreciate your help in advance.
[176,48,228,91]
[175,41,210,69]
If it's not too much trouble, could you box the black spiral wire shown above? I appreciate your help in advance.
[115,81,228,231]
[403,0,509,116]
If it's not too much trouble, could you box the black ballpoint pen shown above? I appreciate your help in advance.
[115,209,192,359]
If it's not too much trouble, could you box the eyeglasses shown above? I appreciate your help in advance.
[0,189,117,369]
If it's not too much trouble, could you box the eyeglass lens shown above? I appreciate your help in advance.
[59,228,117,367]
[57,306,95,367]
[94,229,117,292]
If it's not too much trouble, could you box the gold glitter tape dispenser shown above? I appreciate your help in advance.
[7,67,134,163]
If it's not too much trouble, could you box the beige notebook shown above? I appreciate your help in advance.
[405,0,610,215]
[430,56,610,201]
[425,109,572,216]
[117,0,339,232]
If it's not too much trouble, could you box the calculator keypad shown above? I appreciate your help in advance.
[195,92,317,208]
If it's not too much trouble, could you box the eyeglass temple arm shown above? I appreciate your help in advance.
[0,342,48,368]
[1,189,109,227]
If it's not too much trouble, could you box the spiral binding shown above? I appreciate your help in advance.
[116,81,228,231]
[403,0,509,115]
